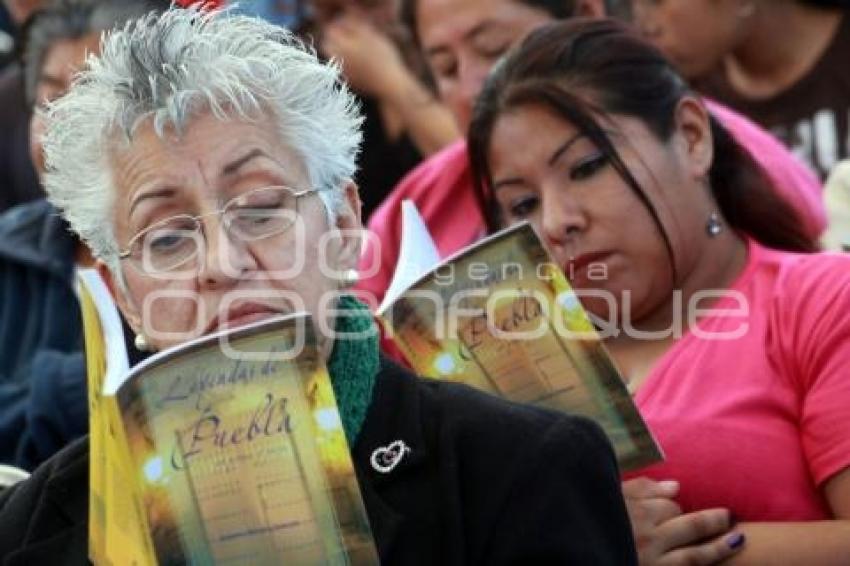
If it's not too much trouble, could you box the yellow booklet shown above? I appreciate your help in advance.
[377,208,663,472]
[79,269,154,565]
[78,270,378,565]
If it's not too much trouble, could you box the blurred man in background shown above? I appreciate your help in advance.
[632,0,850,179]
[0,0,45,213]
[0,0,167,471]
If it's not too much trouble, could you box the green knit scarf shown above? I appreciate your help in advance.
[326,295,380,445]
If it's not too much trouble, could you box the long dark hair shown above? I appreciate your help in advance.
[468,18,817,259]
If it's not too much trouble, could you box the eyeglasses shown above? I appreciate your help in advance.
[118,185,318,274]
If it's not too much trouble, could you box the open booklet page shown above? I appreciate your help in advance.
[379,222,662,472]
[78,269,154,564]
[378,200,442,313]
[78,270,379,566]
[114,314,379,565]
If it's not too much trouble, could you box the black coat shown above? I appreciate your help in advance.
[0,358,637,565]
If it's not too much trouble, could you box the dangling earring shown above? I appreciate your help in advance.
[340,268,359,287]
[706,212,723,237]
[134,332,151,352]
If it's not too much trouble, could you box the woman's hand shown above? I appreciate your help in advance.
[321,12,411,99]
[319,8,460,155]
[623,477,746,565]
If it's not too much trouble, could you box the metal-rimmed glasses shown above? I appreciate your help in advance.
[118,185,319,275]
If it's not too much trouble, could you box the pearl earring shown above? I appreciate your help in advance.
[134,333,151,352]
[341,268,359,287]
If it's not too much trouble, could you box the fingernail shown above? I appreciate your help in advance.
[726,532,745,550]
[658,480,679,492]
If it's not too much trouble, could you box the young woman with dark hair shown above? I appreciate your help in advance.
[468,20,814,254]
[356,0,825,310]
[469,18,850,565]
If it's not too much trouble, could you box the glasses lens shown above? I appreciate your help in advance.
[136,216,201,273]
[225,186,297,241]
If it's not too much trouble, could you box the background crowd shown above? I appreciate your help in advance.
[0,0,848,564]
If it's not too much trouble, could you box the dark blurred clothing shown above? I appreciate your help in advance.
[356,95,422,221]
[697,14,850,179]
[0,4,12,33]
[0,65,41,213]
[0,199,86,471]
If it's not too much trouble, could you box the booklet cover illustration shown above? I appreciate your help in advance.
[79,270,378,565]
[377,209,662,472]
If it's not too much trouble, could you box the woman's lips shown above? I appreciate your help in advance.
[205,303,282,334]
[565,251,612,284]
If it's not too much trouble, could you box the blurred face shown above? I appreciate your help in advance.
[416,0,553,131]
[105,111,362,353]
[631,0,752,79]
[416,0,605,131]
[29,33,101,179]
[3,0,43,25]
[486,102,713,324]
[313,0,398,27]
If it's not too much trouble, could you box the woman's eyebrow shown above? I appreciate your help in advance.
[222,148,270,176]
[548,133,584,166]
[492,176,525,191]
[128,187,177,217]
[493,133,586,191]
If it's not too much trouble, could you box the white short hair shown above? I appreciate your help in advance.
[42,6,363,277]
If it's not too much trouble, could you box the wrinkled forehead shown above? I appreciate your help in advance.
[107,111,310,206]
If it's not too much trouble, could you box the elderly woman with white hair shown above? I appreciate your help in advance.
[0,7,636,564]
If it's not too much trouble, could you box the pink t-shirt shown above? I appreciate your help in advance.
[624,241,850,521]
[358,104,826,305]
